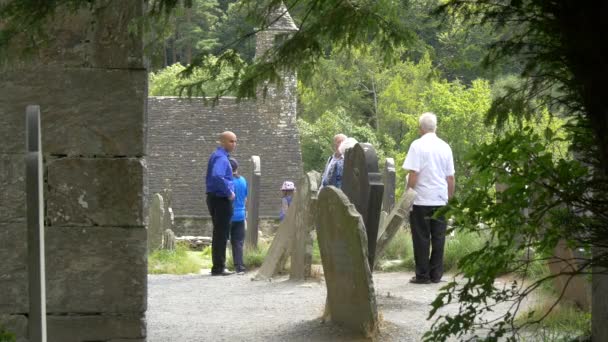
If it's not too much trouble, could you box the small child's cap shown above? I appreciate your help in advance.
[281,181,295,191]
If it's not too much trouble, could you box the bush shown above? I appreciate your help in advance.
[0,325,15,342]
[517,300,591,341]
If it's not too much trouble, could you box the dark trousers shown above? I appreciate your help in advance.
[410,205,447,281]
[206,193,233,274]
[229,221,246,271]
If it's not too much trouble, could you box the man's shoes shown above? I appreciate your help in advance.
[211,269,234,276]
[431,278,442,284]
[409,276,431,284]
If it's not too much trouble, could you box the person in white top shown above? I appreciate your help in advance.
[402,112,455,284]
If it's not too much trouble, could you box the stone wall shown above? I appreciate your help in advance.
[0,1,147,341]
[147,4,302,223]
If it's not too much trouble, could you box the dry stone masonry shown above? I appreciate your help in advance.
[0,1,147,340]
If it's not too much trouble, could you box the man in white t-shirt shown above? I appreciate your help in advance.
[402,112,455,284]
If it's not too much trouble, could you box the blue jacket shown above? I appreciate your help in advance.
[232,176,248,222]
[205,147,234,197]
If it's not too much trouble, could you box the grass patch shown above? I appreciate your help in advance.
[226,239,270,270]
[518,300,591,341]
[377,229,486,273]
[148,244,212,274]
[0,325,15,342]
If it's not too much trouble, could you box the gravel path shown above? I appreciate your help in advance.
[147,271,480,341]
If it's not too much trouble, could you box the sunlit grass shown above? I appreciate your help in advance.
[148,244,212,274]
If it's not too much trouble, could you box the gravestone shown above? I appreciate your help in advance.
[382,158,396,213]
[26,105,47,342]
[148,194,165,252]
[317,186,378,336]
[342,143,384,267]
[161,187,174,230]
[162,229,176,251]
[548,240,591,310]
[375,189,416,268]
[290,171,321,280]
[246,155,261,249]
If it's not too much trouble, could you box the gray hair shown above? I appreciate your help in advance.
[419,112,437,132]
[338,137,358,156]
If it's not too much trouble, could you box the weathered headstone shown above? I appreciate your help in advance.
[382,158,396,213]
[246,155,261,249]
[26,105,47,342]
[162,229,176,251]
[148,193,165,252]
[290,171,321,280]
[375,189,417,268]
[161,187,174,230]
[547,240,591,310]
[317,186,378,336]
[342,143,384,267]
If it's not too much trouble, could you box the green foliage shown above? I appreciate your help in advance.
[424,126,606,341]
[148,244,212,274]
[0,325,15,342]
[227,240,270,269]
[518,301,591,342]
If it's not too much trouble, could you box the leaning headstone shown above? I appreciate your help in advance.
[148,193,165,252]
[162,229,176,251]
[375,189,417,268]
[254,200,296,280]
[317,186,378,336]
[342,143,384,267]
[246,155,261,249]
[382,158,396,213]
[290,171,321,280]
[26,105,47,342]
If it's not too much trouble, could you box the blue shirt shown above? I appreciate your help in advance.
[279,195,293,221]
[205,147,234,197]
[231,176,248,222]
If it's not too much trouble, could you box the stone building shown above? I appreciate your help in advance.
[147,7,303,236]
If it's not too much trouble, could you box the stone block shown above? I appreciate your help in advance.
[4,0,144,69]
[47,158,145,226]
[0,154,26,222]
[0,221,27,313]
[47,314,145,342]
[0,67,146,155]
[45,226,147,313]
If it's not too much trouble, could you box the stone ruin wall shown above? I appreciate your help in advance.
[0,1,147,340]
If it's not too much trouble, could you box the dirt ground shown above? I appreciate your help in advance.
[147,270,523,341]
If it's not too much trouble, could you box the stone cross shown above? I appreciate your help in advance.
[26,105,47,342]
[342,143,384,268]
[374,189,416,268]
[382,158,396,213]
[148,193,165,252]
[317,186,378,336]
[289,171,321,280]
[246,155,261,249]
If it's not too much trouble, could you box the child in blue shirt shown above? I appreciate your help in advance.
[229,158,248,274]
[279,181,295,221]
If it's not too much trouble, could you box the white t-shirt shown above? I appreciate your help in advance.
[402,133,455,206]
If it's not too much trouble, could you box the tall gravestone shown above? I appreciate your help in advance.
[0,2,147,340]
[382,158,396,213]
[26,105,47,342]
[246,155,261,249]
[148,193,165,252]
[317,186,378,336]
[342,143,384,267]
[289,171,321,280]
